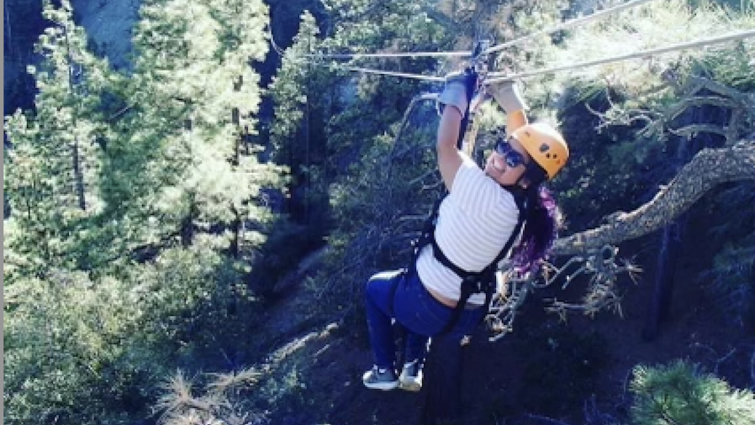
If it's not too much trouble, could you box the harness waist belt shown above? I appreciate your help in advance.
[423,281,484,309]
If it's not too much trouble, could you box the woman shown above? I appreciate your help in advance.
[362,73,570,391]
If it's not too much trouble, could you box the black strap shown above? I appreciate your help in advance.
[406,195,444,278]
[456,68,478,150]
[436,194,527,335]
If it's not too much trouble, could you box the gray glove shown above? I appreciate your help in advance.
[437,72,473,114]
[488,80,528,113]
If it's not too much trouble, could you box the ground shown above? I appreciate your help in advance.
[253,213,754,425]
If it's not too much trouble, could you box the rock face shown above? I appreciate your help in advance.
[70,0,141,71]
[4,0,45,113]
[4,0,141,113]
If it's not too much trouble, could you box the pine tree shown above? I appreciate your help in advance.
[4,1,287,423]
[289,0,452,302]
[4,0,114,277]
[101,0,285,259]
[630,361,755,425]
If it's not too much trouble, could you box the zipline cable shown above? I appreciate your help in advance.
[306,50,471,60]
[328,65,445,81]
[318,29,755,82]
[485,28,755,83]
[323,39,491,82]
[482,0,658,55]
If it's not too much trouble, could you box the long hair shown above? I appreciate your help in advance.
[510,184,562,274]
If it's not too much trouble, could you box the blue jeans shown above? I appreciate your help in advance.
[364,268,486,370]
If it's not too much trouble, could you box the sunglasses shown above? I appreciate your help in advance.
[494,137,526,168]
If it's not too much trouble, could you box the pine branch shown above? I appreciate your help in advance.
[553,140,755,256]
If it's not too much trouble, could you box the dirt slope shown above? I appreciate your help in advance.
[251,229,754,425]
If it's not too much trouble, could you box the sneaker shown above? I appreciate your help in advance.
[398,360,423,392]
[362,366,399,390]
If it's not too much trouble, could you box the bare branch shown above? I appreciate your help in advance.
[553,140,755,256]
[665,95,739,121]
[524,413,574,425]
[668,124,729,139]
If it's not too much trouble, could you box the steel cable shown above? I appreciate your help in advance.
[485,28,755,83]
[482,0,658,55]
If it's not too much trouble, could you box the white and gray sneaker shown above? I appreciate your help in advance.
[362,366,399,390]
[398,360,423,392]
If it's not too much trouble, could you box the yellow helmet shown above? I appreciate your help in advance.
[512,123,569,179]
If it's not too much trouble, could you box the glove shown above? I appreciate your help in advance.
[487,80,528,113]
[437,71,476,115]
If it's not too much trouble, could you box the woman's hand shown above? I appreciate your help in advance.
[486,80,528,113]
[437,71,473,115]
[487,80,529,135]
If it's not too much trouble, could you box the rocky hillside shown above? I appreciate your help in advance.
[70,0,140,70]
[3,0,139,114]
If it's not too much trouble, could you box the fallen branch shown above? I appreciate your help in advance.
[553,140,755,256]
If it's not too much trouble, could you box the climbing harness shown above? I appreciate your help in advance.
[409,189,527,335]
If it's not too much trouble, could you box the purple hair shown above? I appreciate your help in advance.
[511,185,561,275]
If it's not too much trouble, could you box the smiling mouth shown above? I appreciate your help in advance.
[491,157,506,173]
[485,161,505,179]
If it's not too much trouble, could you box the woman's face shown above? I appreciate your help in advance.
[484,136,530,186]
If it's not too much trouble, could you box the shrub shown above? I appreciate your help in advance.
[629,360,755,425]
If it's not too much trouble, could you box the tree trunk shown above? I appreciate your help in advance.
[180,196,197,247]
[421,335,466,425]
[642,218,686,340]
[72,139,87,210]
[5,2,12,57]
[229,76,242,256]
[229,205,240,258]
[641,112,713,340]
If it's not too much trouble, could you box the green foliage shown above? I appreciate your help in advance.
[122,0,285,253]
[269,11,333,231]
[3,245,263,425]
[553,84,648,231]
[270,11,321,155]
[629,360,755,425]
[5,0,755,423]
[315,101,440,314]
[543,0,755,233]
[4,272,157,425]
[4,0,115,275]
[4,0,285,423]
[273,0,453,313]
[129,245,264,366]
